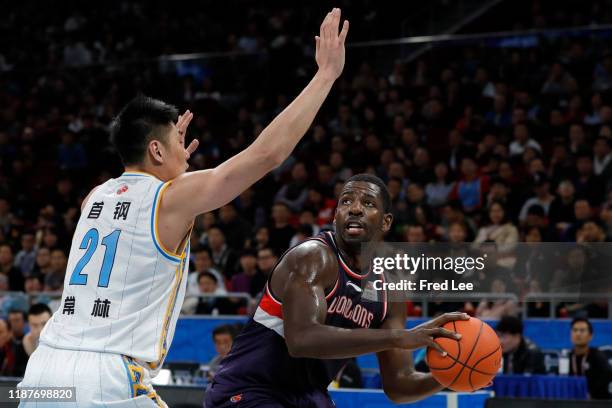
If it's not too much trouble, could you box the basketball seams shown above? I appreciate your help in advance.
[468,344,501,389]
[429,346,499,377]
[446,319,483,390]
[427,321,462,371]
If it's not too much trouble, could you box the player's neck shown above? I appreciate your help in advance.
[124,166,166,181]
[335,236,363,270]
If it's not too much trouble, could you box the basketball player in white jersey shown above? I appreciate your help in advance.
[18,9,349,407]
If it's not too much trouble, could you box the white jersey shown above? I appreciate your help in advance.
[41,171,191,372]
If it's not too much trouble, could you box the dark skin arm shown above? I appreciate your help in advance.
[377,302,464,403]
[275,240,467,361]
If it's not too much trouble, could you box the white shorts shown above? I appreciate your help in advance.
[18,343,165,407]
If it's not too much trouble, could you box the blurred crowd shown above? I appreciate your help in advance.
[0,0,612,324]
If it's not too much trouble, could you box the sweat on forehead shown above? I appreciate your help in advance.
[341,180,381,195]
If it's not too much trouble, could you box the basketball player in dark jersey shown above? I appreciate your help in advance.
[205,174,468,407]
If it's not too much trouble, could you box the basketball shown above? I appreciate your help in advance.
[426,317,502,392]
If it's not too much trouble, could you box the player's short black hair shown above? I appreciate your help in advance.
[28,303,52,317]
[496,316,523,335]
[110,95,178,166]
[344,173,391,213]
[571,317,593,334]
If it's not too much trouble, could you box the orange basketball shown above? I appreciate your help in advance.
[426,317,502,392]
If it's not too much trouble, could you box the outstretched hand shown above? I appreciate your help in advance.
[176,110,199,157]
[315,8,349,80]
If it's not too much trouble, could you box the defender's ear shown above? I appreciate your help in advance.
[148,140,164,164]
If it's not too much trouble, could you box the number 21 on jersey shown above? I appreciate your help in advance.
[69,228,121,287]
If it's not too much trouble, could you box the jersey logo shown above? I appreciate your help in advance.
[230,394,243,403]
[346,281,362,293]
[116,184,129,195]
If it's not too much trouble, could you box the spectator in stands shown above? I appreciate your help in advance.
[519,173,555,224]
[476,278,517,319]
[0,199,14,235]
[43,249,67,291]
[450,157,489,214]
[548,180,577,233]
[405,224,427,243]
[206,226,238,279]
[593,136,612,191]
[601,203,612,240]
[188,248,225,296]
[23,303,52,356]
[207,324,238,380]
[197,212,217,247]
[563,199,593,241]
[497,316,546,374]
[574,151,604,205]
[509,123,541,157]
[425,162,454,208]
[473,201,519,261]
[0,245,24,291]
[0,319,12,375]
[4,310,28,376]
[268,202,295,252]
[252,226,270,250]
[289,224,314,248]
[218,203,252,250]
[14,233,37,277]
[32,247,52,277]
[256,248,278,279]
[569,318,612,399]
[194,272,238,315]
[23,275,43,295]
[230,250,266,297]
[275,162,309,213]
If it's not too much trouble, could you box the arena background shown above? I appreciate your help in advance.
[1,0,612,406]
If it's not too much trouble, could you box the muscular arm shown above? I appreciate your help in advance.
[161,10,349,223]
[278,242,465,361]
[376,302,444,403]
[280,241,405,359]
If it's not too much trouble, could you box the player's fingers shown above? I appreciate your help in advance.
[425,327,462,341]
[185,111,194,127]
[331,8,341,35]
[186,139,199,155]
[324,10,335,41]
[315,36,320,54]
[320,12,331,40]
[435,312,470,326]
[339,20,349,44]
[428,338,447,357]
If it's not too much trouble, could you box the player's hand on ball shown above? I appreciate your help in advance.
[396,312,469,356]
[315,8,349,80]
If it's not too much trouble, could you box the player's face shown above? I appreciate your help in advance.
[334,181,392,245]
[160,124,192,179]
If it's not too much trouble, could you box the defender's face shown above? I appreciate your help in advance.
[165,123,192,178]
[334,181,391,244]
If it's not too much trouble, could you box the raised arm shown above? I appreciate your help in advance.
[278,241,465,360]
[376,304,468,403]
[163,8,349,221]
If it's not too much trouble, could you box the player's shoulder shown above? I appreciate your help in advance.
[281,236,338,272]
